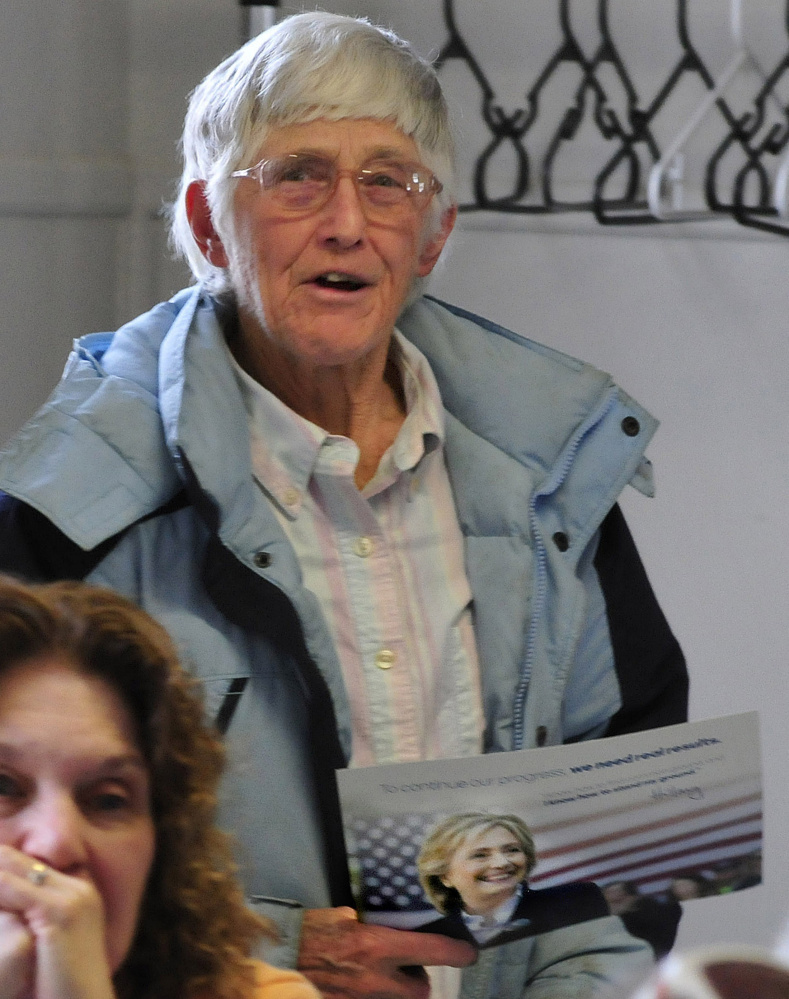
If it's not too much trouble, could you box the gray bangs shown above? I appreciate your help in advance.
[247,18,454,173]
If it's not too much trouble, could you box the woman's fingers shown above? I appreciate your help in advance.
[299,908,476,999]
[0,911,34,999]
[0,846,99,917]
[0,846,115,999]
[0,847,57,894]
[0,849,48,999]
[0,852,104,950]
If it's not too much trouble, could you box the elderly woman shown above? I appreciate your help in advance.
[0,576,318,999]
[0,10,682,998]
[417,813,607,949]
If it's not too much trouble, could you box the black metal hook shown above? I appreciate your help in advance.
[431,0,789,237]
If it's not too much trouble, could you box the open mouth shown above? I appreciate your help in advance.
[313,271,369,292]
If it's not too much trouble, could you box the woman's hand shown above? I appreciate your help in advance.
[0,910,34,999]
[298,906,476,999]
[0,846,116,999]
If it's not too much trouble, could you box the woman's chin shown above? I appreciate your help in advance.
[465,881,519,912]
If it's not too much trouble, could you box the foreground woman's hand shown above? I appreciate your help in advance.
[0,910,34,999]
[298,906,476,999]
[0,847,116,999]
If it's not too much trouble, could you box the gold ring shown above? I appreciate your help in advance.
[28,861,48,886]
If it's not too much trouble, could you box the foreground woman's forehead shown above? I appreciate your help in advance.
[0,661,146,764]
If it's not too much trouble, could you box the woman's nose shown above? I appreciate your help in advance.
[19,792,90,875]
[316,174,368,246]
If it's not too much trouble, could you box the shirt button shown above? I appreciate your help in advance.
[375,649,396,669]
[283,487,300,507]
[353,536,374,558]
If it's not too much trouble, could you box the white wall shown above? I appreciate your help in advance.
[1,0,786,960]
[431,219,789,952]
[0,0,131,444]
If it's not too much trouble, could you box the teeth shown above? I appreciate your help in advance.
[315,272,366,291]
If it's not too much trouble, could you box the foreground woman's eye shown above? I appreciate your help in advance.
[0,772,21,798]
[82,783,134,818]
[0,772,25,814]
[94,792,129,811]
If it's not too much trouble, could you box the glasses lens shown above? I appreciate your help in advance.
[359,163,415,208]
[264,154,333,210]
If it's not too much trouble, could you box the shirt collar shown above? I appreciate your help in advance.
[460,883,525,933]
[227,326,445,513]
[389,328,445,468]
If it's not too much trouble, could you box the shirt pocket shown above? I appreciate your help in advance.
[201,674,251,734]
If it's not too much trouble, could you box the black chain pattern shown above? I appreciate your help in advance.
[435,0,789,233]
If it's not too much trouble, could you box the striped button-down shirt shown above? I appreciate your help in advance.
[230,330,484,767]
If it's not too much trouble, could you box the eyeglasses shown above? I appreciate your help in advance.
[230,153,442,220]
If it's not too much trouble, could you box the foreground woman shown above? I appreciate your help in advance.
[0,576,318,999]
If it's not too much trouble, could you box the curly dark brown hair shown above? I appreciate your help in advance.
[0,575,272,999]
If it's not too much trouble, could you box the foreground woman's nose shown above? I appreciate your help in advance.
[19,792,90,875]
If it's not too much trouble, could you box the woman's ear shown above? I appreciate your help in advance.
[185,181,230,267]
[417,205,458,277]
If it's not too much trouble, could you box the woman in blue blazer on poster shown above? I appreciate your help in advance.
[417,813,608,949]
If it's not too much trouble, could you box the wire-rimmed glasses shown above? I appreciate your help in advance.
[230,153,442,221]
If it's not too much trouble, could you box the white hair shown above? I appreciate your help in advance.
[169,11,456,296]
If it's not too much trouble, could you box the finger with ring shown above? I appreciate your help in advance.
[28,862,48,886]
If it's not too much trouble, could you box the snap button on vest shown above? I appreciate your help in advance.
[621,416,640,437]
[252,551,272,568]
[552,531,569,552]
